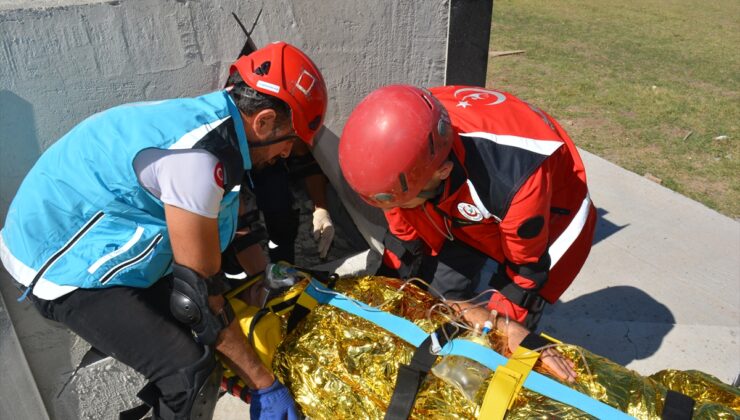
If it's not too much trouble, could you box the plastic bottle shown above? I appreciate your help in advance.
[431,321,494,402]
[261,262,299,307]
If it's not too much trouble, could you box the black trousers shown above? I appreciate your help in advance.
[251,162,300,263]
[26,278,204,413]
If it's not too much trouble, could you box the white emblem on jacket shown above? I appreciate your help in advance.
[457,202,483,221]
[453,87,507,106]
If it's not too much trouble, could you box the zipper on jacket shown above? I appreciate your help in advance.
[87,226,145,274]
[99,234,163,285]
[18,211,105,301]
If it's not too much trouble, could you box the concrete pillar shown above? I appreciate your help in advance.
[446,0,493,86]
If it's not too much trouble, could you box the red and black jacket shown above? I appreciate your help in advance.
[382,86,597,323]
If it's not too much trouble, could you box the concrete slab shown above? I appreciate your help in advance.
[214,393,248,420]
[0,290,50,420]
[540,150,740,384]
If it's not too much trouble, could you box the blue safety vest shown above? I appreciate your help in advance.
[0,90,251,300]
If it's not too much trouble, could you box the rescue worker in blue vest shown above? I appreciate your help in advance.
[0,42,327,420]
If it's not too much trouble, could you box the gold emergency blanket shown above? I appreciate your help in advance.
[264,276,739,419]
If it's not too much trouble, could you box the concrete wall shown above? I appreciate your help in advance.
[0,0,452,418]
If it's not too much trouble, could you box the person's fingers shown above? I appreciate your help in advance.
[546,358,571,382]
[318,225,334,258]
[312,209,334,257]
[541,349,577,383]
[319,236,329,258]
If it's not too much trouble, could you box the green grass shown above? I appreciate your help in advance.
[487,0,739,217]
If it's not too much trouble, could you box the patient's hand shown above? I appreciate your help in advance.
[449,300,577,383]
[503,320,576,383]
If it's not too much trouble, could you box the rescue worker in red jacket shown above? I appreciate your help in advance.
[339,85,596,381]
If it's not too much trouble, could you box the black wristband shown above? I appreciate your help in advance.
[217,301,235,327]
[520,332,554,351]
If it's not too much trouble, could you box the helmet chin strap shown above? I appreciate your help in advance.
[247,134,299,148]
[416,189,438,199]
[416,179,446,200]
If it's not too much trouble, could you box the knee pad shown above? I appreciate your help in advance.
[170,263,233,346]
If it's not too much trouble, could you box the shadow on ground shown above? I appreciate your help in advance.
[541,285,674,366]
[0,90,42,222]
[593,207,628,246]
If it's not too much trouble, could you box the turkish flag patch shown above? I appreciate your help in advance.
[214,162,225,188]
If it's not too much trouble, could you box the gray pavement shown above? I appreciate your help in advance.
[540,150,739,384]
[0,291,49,420]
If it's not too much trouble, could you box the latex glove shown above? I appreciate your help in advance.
[311,208,334,258]
[250,379,300,420]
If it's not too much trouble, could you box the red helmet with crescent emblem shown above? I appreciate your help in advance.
[338,85,454,208]
[230,42,328,145]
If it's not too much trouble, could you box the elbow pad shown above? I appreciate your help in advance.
[170,263,233,345]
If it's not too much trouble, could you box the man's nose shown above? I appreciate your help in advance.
[280,141,294,158]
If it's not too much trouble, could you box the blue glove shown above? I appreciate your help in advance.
[250,379,300,420]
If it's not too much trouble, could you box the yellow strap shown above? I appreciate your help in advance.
[540,332,562,344]
[295,290,319,311]
[478,345,541,419]
[225,273,265,299]
[266,287,305,315]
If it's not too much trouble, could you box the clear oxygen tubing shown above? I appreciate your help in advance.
[430,321,496,402]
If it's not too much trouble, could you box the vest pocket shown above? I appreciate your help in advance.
[87,226,146,274]
[97,233,163,285]
[43,213,167,289]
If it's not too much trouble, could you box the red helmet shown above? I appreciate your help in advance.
[339,85,454,208]
[230,42,328,145]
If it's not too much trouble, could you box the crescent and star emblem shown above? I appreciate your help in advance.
[454,87,507,109]
[214,163,225,188]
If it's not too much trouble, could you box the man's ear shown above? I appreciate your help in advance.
[436,160,454,180]
[252,109,278,138]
